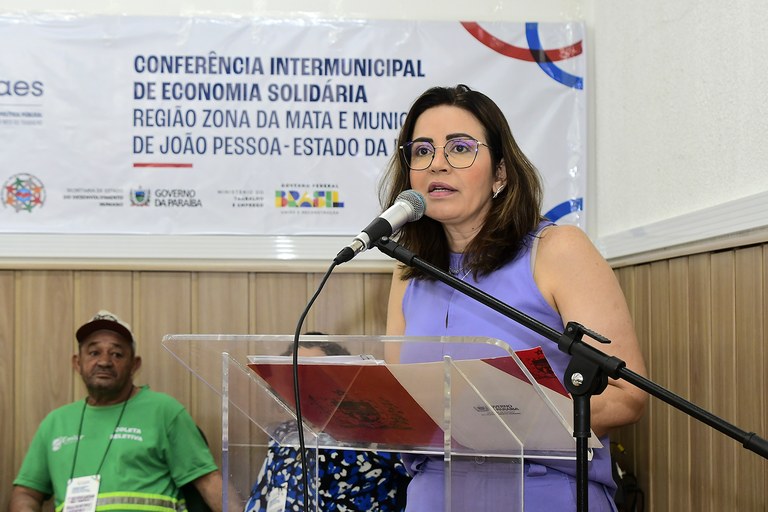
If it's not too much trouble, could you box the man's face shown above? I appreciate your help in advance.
[73,330,139,399]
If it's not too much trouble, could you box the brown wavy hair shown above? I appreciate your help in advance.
[379,84,544,280]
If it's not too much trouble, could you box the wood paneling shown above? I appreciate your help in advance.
[137,271,193,402]
[0,271,14,496]
[710,252,739,510]
[734,247,766,511]
[632,264,653,501]
[193,271,251,469]
[687,252,715,512]
[648,261,670,511]
[307,272,366,334]
[614,246,768,511]
[253,273,308,334]
[364,273,392,335]
[15,271,74,460]
[667,257,692,511]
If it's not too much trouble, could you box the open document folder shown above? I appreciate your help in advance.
[247,346,601,457]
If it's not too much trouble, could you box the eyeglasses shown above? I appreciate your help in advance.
[400,137,489,171]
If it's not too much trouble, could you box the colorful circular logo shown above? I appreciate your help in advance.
[3,173,46,212]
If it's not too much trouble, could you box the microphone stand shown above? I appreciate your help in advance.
[373,236,768,512]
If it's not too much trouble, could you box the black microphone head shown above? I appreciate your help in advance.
[396,190,426,222]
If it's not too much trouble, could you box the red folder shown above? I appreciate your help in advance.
[248,362,444,447]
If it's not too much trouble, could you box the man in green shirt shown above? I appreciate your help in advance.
[10,310,224,512]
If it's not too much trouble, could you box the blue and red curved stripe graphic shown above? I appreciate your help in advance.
[461,22,583,89]
[544,198,584,223]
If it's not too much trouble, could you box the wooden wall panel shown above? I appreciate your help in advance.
[631,264,653,500]
[764,245,768,504]
[195,272,250,334]
[0,271,14,508]
[733,247,766,511]
[75,271,134,321]
[687,253,715,512]
[613,249,767,511]
[14,271,75,465]
[253,273,308,334]
[364,273,391,335]
[193,272,252,491]
[307,272,365,334]
[648,261,671,511]
[667,257,692,511]
[709,252,739,510]
[136,272,193,403]
[764,245,768,510]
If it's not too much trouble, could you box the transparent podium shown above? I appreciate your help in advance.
[162,334,591,512]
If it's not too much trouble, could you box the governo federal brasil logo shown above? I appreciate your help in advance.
[275,189,344,208]
[3,173,46,212]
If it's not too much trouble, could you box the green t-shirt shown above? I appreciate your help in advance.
[14,385,217,511]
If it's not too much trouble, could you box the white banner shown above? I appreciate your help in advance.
[0,16,587,235]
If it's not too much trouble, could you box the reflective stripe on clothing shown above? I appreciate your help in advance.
[55,492,186,512]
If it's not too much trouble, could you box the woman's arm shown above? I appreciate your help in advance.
[534,225,649,436]
[384,266,409,363]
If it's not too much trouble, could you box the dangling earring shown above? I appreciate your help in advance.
[493,184,506,199]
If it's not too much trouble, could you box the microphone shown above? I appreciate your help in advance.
[334,190,426,264]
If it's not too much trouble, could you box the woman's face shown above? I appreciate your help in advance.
[408,105,504,249]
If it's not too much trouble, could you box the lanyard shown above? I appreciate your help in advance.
[69,388,132,480]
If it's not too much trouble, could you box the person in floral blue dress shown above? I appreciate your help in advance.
[244,341,410,512]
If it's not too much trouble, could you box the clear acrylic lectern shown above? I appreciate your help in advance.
[162,334,589,512]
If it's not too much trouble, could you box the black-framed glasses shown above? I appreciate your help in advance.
[400,137,489,171]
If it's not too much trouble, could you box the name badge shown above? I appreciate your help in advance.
[64,475,100,512]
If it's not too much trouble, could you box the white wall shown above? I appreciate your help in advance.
[589,0,768,257]
[3,0,767,261]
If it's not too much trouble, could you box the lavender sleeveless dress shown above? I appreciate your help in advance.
[399,226,618,512]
